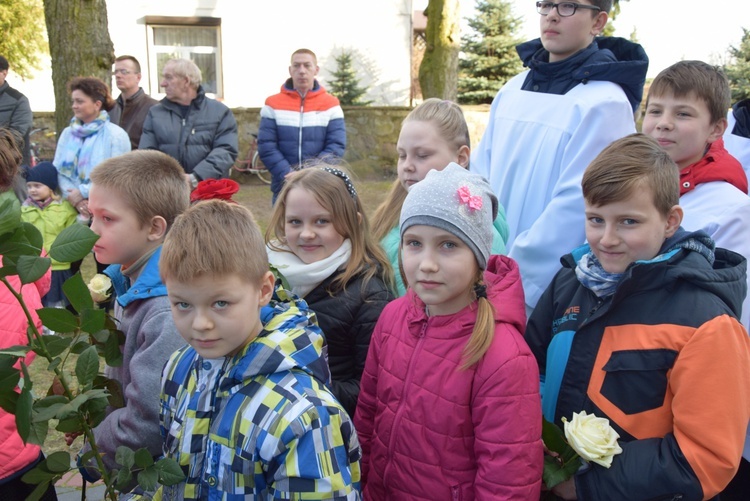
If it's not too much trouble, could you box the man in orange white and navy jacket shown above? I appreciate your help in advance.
[258,48,346,202]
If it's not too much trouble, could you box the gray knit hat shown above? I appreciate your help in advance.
[400,163,498,269]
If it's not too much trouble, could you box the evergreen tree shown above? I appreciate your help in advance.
[724,28,750,103]
[457,0,524,105]
[328,50,372,106]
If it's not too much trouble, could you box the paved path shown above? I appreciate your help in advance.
[54,470,106,501]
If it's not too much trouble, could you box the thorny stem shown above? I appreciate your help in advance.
[0,277,119,499]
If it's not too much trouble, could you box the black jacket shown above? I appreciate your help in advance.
[304,270,393,417]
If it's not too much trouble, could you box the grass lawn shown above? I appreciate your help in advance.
[29,172,394,456]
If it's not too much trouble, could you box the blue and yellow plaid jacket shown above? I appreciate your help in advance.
[158,286,361,500]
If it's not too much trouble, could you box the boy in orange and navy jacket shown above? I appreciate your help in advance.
[525,134,750,501]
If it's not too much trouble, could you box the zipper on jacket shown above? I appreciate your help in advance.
[297,95,305,166]
[383,322,428,484]
[451,485,461,501]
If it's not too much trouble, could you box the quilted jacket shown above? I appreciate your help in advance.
[354,255,543,500]
[0,192,51,480]
[303,269,394,417]
[139,86,238,180]
[258,79,346,197]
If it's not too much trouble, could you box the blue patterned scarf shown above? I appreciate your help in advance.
[575,233,716,298]
[57,111,109,182]
[575,253,623,298]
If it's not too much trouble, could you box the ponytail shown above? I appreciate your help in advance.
[461,280,496,370]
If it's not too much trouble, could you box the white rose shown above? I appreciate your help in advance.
[562,411,623,468]
[88,274,112,303]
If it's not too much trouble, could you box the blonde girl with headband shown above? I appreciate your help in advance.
[266,165,394,417]
[355,164,543,500]
[371,98,509,295]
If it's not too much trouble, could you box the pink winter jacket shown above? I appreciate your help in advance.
[354,255,543,500]
[0,255,50,481]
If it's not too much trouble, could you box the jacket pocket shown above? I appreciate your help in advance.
[601,349,678,415]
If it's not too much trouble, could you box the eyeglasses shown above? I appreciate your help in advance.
[536,1,602,17]
[111,69,134,76]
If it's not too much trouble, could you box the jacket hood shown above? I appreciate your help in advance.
[404,254,527,335]
[220,285,331,391]
[680,137,748,195]
[564,229,747,317]
[731,98,750,138]
[517,37,648,111]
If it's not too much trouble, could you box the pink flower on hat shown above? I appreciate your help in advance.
[457,185,483,212]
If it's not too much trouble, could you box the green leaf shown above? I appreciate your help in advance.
[46,451,72,473]
[115,468,133,491]
[55,416,83,433]
[33,395,69,421]
[0,192,22,236]
[541,417,581,489]
[80,307,106,335]
[0,224,40,257]
[21,465,56,484]
[542,417,571,455]
[0,257,17,277]
[37,307,78,333]
[49,223,99,263]
[0,389,18,414]
[155,458,186,485]
[137,465,158,491]
[15,386,33,441]
[134,447,155,468]
[71,340,92,354]
[104,330,123,367]
[62,272,94,313]
[75,346,99,388]
[27,418,49,446]
[116,446,135,469]
[26,481,54,501]
[43,335,73,357]
[19,222,44,251]
[543,454,582,489]
[16,255,51,284]
[0,345,31,357]
[94,375,125,409]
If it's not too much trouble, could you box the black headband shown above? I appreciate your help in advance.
[321,167,357,199]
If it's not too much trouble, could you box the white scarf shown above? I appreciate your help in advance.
[266,239,352,298]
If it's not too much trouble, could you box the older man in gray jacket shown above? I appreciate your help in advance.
[0,55,32,167]
[139,58,238,187]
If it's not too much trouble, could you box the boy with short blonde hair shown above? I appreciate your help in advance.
[158,200,361,499]
[76,150,190,490]
[526,134,750,500]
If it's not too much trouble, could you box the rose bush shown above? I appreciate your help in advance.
[562,411,623,468]
[87,273,112,303]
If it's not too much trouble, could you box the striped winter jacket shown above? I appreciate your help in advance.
[525,232,750,501]
[158,286,361,500]
[258,79,346,197]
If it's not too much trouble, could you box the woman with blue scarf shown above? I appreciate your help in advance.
[53,77,130,222]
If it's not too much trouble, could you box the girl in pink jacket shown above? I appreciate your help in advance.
[354,164,543,500]
[0,129,56,500]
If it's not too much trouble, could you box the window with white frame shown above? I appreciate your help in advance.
[145,17,222,98]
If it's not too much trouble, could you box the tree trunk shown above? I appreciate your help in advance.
[43,0,115,136]
[418,0,461,101]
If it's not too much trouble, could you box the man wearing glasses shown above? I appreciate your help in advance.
[110,55,157,150]
[471,1,647,320]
